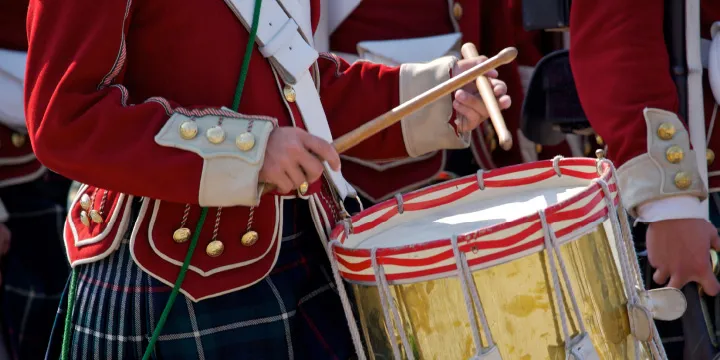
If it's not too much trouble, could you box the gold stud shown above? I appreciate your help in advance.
[657,123,676,140]
[241,231,259,247]
[595,135,604,146]
[79,194,91,210]
[283,85,296,103]
[535,144,543,154]
[665,145,684,164]
[173,228,191,243]
[453,2,463,20]
[206,240,224,257]
[80,211,90,226]
[299,181,309,195]
[708,149,716,166]
[206,125,226,144]
[489,137,497,152]
[235,132,256,151]
[11,133,25,148]
[674,172,692,189]
[89,210,103,224]
[179,120,199,140]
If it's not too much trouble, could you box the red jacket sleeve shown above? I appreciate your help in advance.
[569,0,680,167]
[317,53,407,161]
[25,0,233,204]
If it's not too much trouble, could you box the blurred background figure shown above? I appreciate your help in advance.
[0,0,72,358]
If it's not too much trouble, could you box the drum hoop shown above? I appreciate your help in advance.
[330,158,618,283]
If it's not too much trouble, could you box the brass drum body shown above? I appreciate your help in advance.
[329,158,663,360]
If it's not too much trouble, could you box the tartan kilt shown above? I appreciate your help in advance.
[46,198,353,360]
[1,175,71,360]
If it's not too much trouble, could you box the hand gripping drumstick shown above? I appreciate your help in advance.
[262,47,518,194]
[460,43,513,151]
[334,46,517,153]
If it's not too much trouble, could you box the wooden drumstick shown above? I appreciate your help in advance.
[262,47,518,194]
[460,43,513,151]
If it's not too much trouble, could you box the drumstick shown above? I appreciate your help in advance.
[334,47,517,153]
[460,43,513,151]
[262,47,518,194]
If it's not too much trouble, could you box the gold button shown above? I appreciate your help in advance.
[11,133,25,148]
[173,228,191,243]
[206,125,226,144]
[708,149,716,166]
[206,240,225,257]
[235,132,256,151]
[489,137,497,152]
[535,144,543,153]
[665,145,684,164]
[241,231,258,247]
[80,211,90,226]
[79,194,91,211]
[657,123,676,140]
[453,2,463,20]
[298,181,309,195]
[674,172,692,189]
[595,135,604,146]
[89,210,103,224]
[283,85,296,103]
[179,120,198,140]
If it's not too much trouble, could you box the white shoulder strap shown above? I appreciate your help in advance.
[222,0,356,199]
[685,0,709,218]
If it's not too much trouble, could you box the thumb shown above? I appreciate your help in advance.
[711,233,720,252]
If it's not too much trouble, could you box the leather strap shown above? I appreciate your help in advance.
[223,0,356,199]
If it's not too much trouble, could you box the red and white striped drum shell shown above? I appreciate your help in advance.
[329,158,665,360]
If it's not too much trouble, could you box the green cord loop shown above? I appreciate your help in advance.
[60,0,263,358]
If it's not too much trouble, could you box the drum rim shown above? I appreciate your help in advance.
[329,157,618,284]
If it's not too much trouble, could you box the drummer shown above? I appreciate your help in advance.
[25,0,511,358]
[0,1,72,359]
[570,0,720,357]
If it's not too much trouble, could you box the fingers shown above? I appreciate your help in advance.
[297,149,325,183]
[653,268,670,286]
[284,162,307,189]
[303,134,341,171]
[698,272,720,296]
[272,170,295,194]
[454,89,487,132]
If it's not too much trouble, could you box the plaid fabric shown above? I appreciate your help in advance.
[0,175,72,360]
[633,192,720,360]
[46,198,353,360]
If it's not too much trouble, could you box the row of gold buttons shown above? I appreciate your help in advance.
[656,122,713,189]
[178,118,256,152]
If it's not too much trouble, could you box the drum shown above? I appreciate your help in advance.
[327,157,673,360]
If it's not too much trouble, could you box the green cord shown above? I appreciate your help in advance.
[60,269,78,360]
[141,208,208,360]
[231,0,263,112]
[60,0,263,358]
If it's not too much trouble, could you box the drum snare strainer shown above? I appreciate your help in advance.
[328,157,685,360]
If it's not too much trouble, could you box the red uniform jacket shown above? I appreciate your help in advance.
[26,0,464,300]
[0,0,45,190]
[570,0,719,216]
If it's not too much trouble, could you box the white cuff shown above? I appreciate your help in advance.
[636,195,706,223]
[155,109,276,207]
[399,56,470,157]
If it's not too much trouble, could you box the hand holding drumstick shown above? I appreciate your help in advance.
[459,43,513,150]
